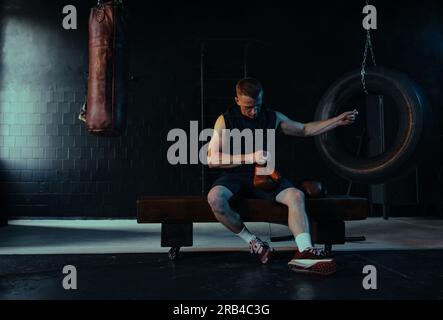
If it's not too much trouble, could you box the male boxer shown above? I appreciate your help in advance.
[207,78,357,275]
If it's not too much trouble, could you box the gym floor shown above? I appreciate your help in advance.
[0,0,442,308]
[1,217,442,300]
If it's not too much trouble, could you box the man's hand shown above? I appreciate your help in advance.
[336,109,358,126]
[252,150,269,165]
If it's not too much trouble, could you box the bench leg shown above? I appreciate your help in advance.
[0,216,7,227]
[168,247,181,261]
[311,220,345,245]
[161,223,193,248]
[324,244,332,255]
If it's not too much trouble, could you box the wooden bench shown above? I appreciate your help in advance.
[137,196,368,259]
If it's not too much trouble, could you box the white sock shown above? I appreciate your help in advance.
[236,226,256,244]
[295,233,313,252]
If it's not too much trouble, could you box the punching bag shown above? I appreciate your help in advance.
[86,0,127,136]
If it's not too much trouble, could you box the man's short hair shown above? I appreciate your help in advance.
[236,78,263,98]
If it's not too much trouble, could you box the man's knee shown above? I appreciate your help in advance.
[278,188,305,207]
[207,187,231,214]
[292,189,305,205]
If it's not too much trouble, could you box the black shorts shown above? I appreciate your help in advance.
[210,171,295,202]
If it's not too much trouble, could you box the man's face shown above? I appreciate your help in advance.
[235,92,263,119]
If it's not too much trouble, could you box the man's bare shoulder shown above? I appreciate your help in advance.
[213,114,226,130]
[274,110,289,120]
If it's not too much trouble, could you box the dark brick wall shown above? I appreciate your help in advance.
[0,0,202,217]
[0,0,441,217]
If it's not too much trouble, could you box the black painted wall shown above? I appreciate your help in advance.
[0,0,441,217]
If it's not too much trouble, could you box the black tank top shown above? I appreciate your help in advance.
[221,104,277,175]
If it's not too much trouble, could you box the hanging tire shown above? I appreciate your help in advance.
[314,67,424,183]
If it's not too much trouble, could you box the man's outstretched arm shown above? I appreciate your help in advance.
[276,110,358,137]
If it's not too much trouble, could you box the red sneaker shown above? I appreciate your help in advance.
[288,247,336,275]
[249,237,273,264]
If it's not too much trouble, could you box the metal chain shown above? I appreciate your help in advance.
[361,0,377,94]
[97,0,123,6]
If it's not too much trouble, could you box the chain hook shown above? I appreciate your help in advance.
[360,0,377,95]
[97,0,123,7]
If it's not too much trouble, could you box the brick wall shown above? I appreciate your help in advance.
[0,0,441,217]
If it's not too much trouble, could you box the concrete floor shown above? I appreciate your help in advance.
[0,217,443,254]
[1,217,443,300]
[1,250,443,300]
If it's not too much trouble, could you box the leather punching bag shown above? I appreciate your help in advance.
[87,0,128,136]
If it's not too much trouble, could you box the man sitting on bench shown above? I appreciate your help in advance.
[206,78,357,275]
